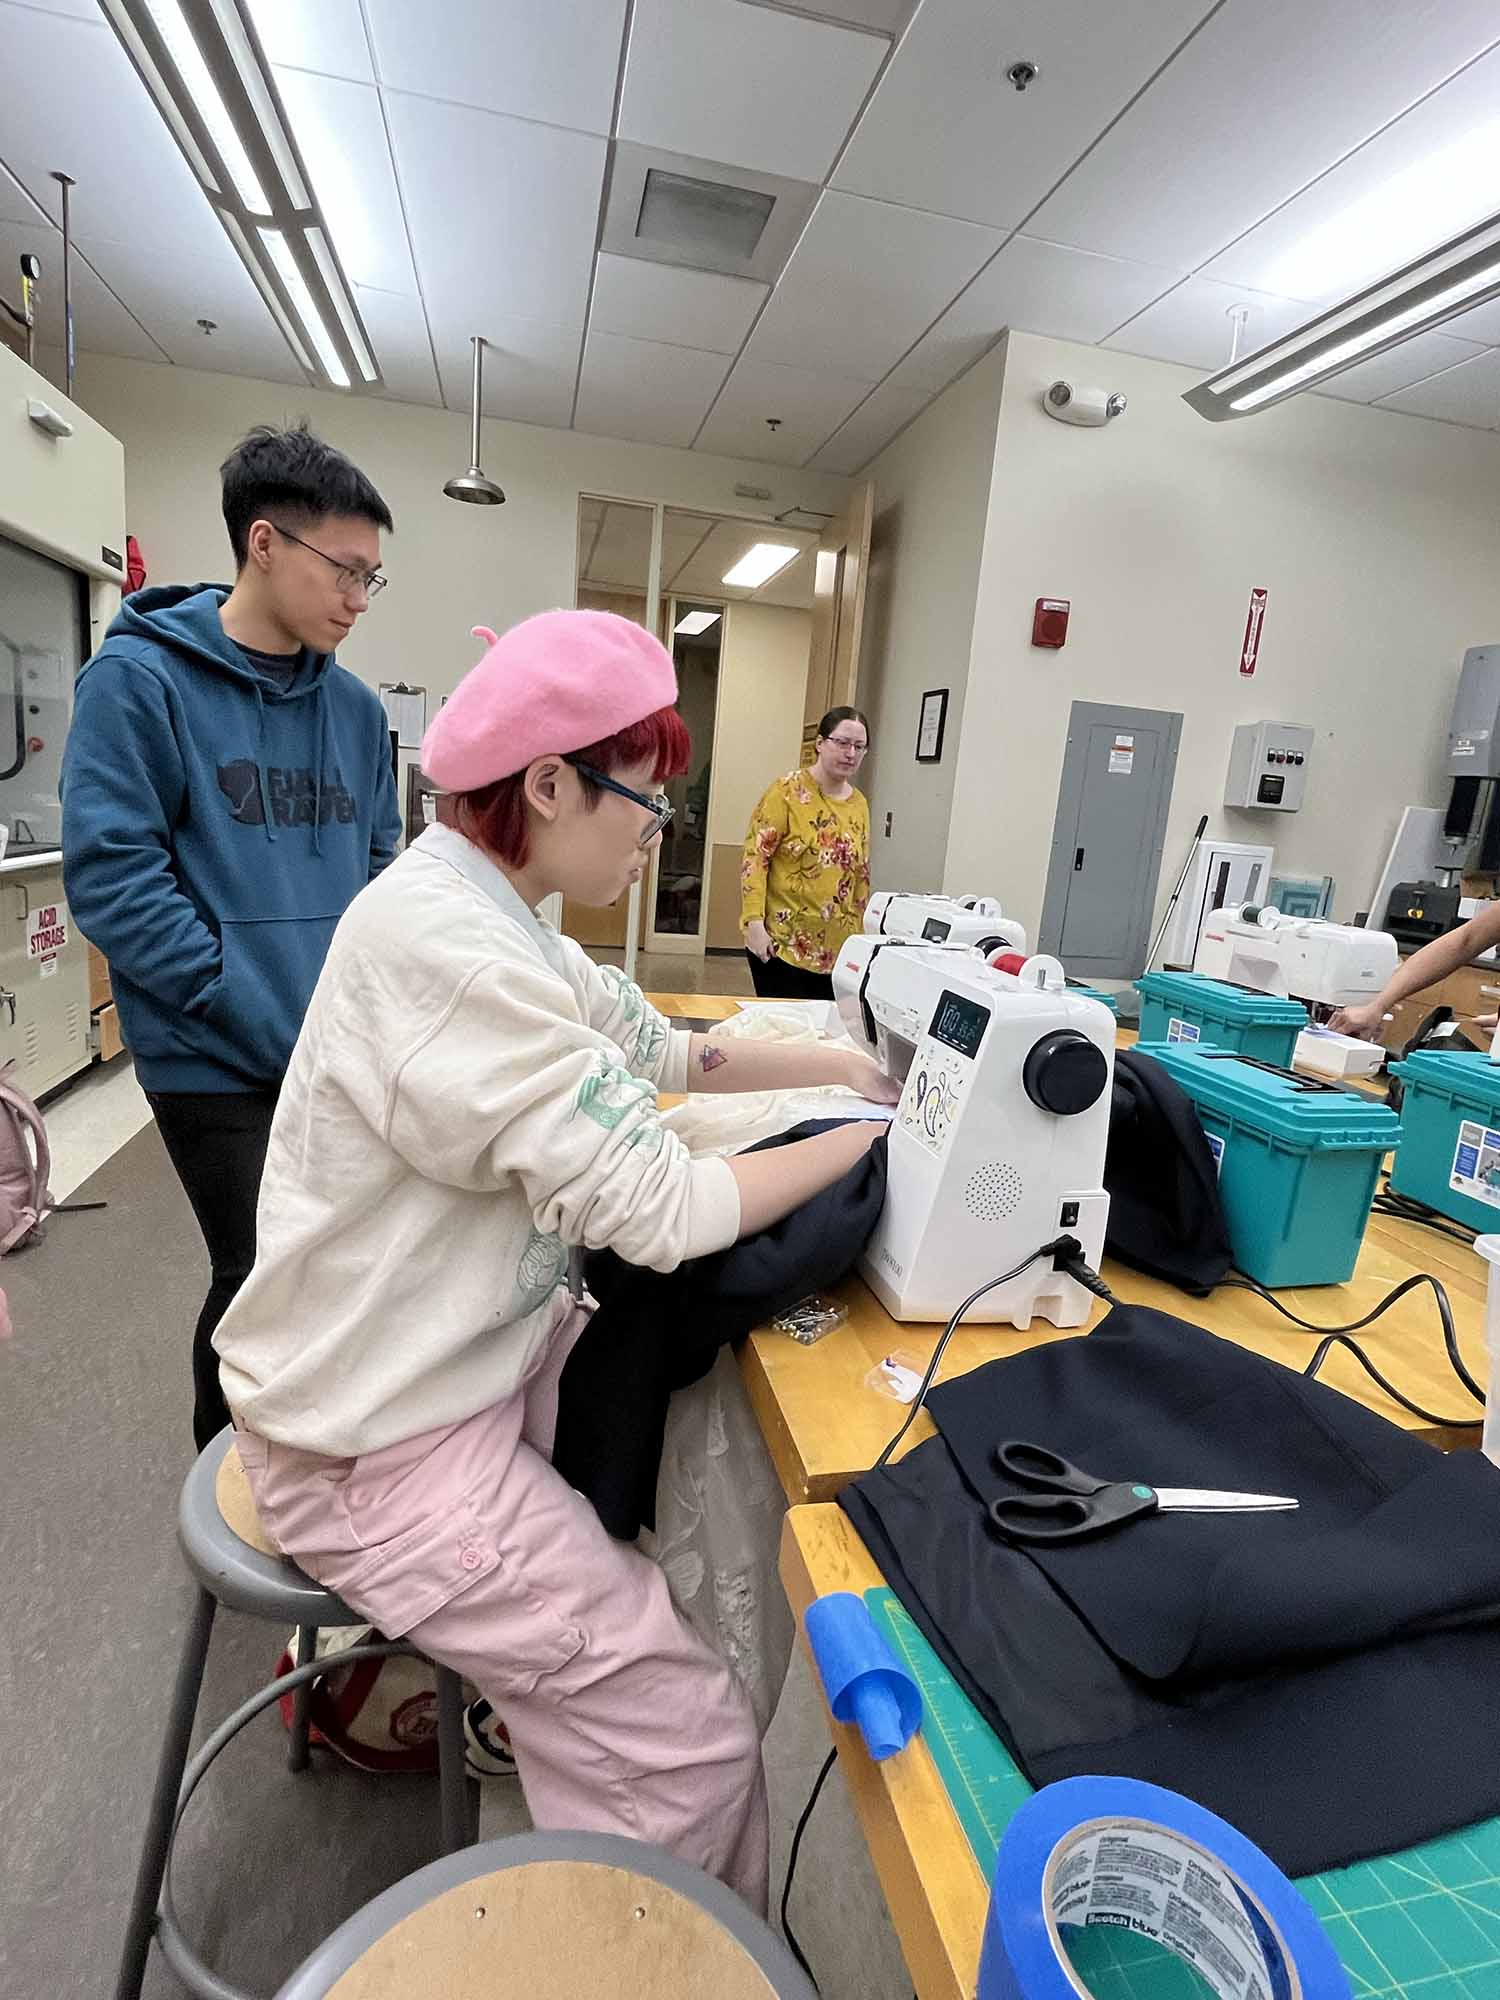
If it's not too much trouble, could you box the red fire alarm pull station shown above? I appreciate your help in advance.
[1032,598,1070,648]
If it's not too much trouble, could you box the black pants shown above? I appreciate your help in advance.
[744,951,835,1000]
[147,1088,279,1449]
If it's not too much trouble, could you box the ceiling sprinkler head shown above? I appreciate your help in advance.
[765,416,782,431]
[196,317,217,335]
[1006,59,1039,92]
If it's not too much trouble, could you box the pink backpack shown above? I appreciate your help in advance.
[0,1060,54,1256]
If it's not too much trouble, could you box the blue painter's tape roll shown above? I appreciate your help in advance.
[804,1591,921,1761]
[978,1777,1351,2000]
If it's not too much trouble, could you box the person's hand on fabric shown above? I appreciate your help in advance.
[1477,1012,1498,1035]
[1328,999,1386,1041]
[744,919,774,962]
[840,1050,902,1105]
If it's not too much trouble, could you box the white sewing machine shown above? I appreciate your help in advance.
[864,891,1026,957]
[833,934,1113,1327]
[1194,904,1398,1011]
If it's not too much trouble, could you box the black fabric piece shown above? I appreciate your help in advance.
[840,1305,1500,1877]
[554,1119,887,1538]
[745,952,836,1000]
[1103,1049,1232,1295]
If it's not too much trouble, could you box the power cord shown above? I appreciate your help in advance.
[1371,1182,1478,1247]
[780,1235,1115,1986]
[874,1235,1114,1469]
[1220,1272,1485,1425]
[779,1746,836,1985]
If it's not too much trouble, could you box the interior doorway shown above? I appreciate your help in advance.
[644,597,723,953]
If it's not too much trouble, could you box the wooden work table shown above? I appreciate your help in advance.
[648,991,1487,1501]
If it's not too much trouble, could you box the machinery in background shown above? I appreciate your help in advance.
[864,891,1026,956]
[1224,721,1313,813]
[1195,904,1397,1012]
[1157,837,1275,970]
[1382,879,1463,952]
[833,933,1113,1327]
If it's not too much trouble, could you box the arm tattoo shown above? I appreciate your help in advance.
[697,1044,729,1074]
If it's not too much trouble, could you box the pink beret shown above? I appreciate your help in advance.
[421,609,679,790]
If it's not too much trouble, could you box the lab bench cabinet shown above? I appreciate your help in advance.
[0,863,91,1098]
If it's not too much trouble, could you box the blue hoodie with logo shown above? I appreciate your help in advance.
[62,585,402,1092]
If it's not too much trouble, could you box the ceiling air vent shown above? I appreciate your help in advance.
[603,144,818,282]
[636,171,775,263]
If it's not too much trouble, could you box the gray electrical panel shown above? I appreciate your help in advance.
[1447,645,1500,778]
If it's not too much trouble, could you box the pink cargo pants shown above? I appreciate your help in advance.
[233,1301,769,1911]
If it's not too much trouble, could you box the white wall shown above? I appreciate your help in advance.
[942,330,1500,950]
[707,599,812,846]
[857,342,1007,892]
[66,353,851,710]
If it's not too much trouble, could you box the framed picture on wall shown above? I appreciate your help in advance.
[916,687,948,763]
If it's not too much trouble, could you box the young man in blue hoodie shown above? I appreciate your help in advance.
[62,425,402,1448]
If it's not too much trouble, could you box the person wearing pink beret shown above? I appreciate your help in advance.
[212,608,897,1910]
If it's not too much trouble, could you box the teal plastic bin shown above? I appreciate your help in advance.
[1389,1050,1500,1231]
[1137,1042,1400,1287]
[1066,981,1119,1018]
[1135,971,1306,1066]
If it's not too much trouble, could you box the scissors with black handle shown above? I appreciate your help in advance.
[989,1440,1299,1545]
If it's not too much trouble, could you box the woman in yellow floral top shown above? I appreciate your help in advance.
[740,707,871,998]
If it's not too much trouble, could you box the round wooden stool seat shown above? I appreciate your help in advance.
[326,1858,781,2000]
[213,1439,280,1557]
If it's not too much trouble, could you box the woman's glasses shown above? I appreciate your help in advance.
[566,759,674,847]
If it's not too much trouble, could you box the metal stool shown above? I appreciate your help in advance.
[116,1428,473,2000]
[274,1830,818,2000]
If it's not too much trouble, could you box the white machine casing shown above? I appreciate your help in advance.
[834,934,1113,1327]
[1193,904,1398,1009]
[864,891,1026,956]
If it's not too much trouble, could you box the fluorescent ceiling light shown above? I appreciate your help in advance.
[1185,209,1500,423]
[100,0,381,394]
[722,544,798,589]
[674,609,721,636]
[1265,121,1500,304]
[144,0,269,212]
[260,228,350,388]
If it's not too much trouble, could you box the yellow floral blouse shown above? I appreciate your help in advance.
[740,769,871,974]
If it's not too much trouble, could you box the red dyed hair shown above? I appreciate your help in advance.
[455,704,691,868]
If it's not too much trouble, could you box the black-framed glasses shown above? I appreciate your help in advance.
[273,524,387,598]
[567,758,674,848]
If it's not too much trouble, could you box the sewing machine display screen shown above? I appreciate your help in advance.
[930,989,988,1059]
[921,917,951,942]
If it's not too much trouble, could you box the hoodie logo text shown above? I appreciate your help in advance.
[216,761,357,828]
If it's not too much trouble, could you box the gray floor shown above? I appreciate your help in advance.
[0,1123,912,1999]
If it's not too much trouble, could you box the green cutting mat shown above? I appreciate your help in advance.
[866,1587,1500,1999]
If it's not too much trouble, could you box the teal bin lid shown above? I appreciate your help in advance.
[1390,1049,1500,1113]
[1138,1041,1400,1150]
[1134,971,1307,1027]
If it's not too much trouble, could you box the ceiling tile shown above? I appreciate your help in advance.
[365,0,627,134]
[1030,0,1500,274]
[354,286,442,407]
[695,356,873,465]
[432,314,582,430]
[889,235,1174,393]
[619,0,887,182]
[1434,294,1500,348]
[804,1,915,30]
[574,330,732,447]
[386,94,605,328]
[582,500,656,589]
[0,160,44,229]
[273,70,416,296]
[1377,348,1500,428]
[246,0,374,82]
[1102,276,1309,372]
[1203,39,1500,306]
[671,521,818,604]
[746,191,1003,381]
[0,216,167,366]
[835,0,1213,229]
[807,381,930,474]
[589,254,765,353]
[0,7,239,262]
[80,233,306,380]
[1314,329,1489,406]
[6,0,96,16]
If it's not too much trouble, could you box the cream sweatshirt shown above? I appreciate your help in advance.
[215,823,741,1455]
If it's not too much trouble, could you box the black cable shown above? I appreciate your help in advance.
[1372,1183,1478,1246]
[873,1235,1108,1469]
[780,1746,837,1986]
[1220,1272,1486,1424]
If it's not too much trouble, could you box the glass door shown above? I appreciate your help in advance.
[645,596,724,953]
